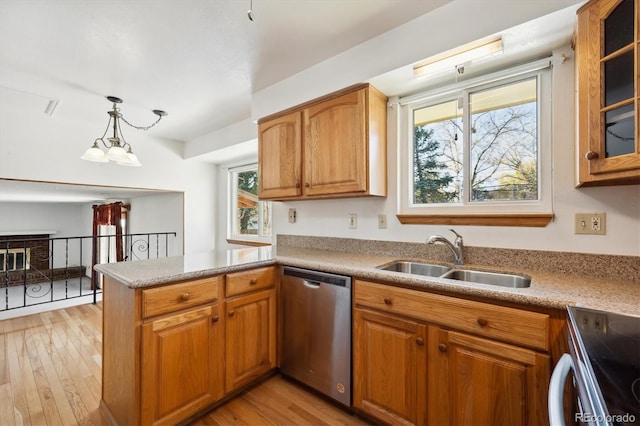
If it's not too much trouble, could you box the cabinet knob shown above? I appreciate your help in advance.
[295,182,301,188]
[416,337,424,346]
[228,310,235,317]
[180,293,190,301]
[477,317,488,327]
[212,315,219,323]
[305,182,310,188]
[250,278,257,285]
[438,343,447,352]
[585,151,599,160]
[383,297,392,305]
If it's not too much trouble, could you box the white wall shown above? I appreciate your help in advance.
[0,104,217,254]
[269,45,640,257]
[128,192,184,257]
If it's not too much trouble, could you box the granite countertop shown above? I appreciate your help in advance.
[95,245,640,317]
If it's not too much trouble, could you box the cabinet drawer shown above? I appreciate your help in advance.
[142,276,221,319]
[225,266,275,297]
[354,280,549,351]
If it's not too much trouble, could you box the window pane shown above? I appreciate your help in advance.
[235,170,259,235]
[605,103,635,157]
[412,99,463,204]
[470,78,538,202]
[604,50,634,106]
[604,0,633,56]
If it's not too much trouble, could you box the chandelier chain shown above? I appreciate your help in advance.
[120,114,163,131]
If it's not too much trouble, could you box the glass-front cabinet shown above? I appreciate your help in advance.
[576,0,640,186]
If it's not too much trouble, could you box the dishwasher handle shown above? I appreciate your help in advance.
[549,353,573,426]
[303,280,321,289]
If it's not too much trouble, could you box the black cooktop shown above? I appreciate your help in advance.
[568,307,640,424]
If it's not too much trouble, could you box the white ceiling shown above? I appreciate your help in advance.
[0,0,448,143]
[0,0,582,202]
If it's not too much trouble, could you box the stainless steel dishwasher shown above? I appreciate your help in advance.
[280,266,352,406]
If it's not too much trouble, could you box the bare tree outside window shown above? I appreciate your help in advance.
[412,78,538,204]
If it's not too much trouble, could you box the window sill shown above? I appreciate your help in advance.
[226,239,272,247]
[396,213,554,227]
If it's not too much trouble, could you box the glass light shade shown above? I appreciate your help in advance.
[81,145,108,162]
[117,151,142,167]
[106,145,129,162]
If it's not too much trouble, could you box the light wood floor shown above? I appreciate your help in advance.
[0,303,370,426]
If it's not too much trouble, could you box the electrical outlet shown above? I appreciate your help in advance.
[575,212,606,235]
[378,214,387,229]
[288,208,296,224]
[348,213,357,229]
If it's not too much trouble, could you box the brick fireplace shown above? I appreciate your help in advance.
[0,234,86,286]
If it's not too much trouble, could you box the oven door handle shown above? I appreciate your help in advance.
[549,353,574,426]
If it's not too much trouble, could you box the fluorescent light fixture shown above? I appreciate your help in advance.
[413,37,503,78]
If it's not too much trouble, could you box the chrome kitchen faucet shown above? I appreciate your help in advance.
[427,228,464,265]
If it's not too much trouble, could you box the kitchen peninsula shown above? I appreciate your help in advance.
[96,238,639,426]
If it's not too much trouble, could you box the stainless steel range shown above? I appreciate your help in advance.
[549,306,640,426]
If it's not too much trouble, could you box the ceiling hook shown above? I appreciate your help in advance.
[248,0,254,21]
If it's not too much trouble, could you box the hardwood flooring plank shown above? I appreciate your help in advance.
[0,333,9,385]
[23,326,64,426]
[47,325,98,425]
[8,329,47,425]
[32,328,79,426]
[0,382,17,426]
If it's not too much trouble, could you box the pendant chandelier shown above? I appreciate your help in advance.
[81,96,167,167]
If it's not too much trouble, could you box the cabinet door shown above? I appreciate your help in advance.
[353,308,427,426]
[577,0,640,184]
[258,111,302,199]
[141,305,223,426]
[303,88,367,196]
[428,327,550,426]
[225,288,276,393]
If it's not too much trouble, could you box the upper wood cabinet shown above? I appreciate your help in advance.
[576,0,640,186]
[258,83,388,200]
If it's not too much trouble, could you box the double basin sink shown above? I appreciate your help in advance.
[377,261,531,288]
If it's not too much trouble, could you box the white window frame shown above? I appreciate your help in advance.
[397,59,554,217]
[227,163,272,245]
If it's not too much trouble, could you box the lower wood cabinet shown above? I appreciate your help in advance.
[353,308,427,426]
[224,288,277,393]
[101,266,278,426]
[353,279,562,426]
[427,326,549,426]
[141,304,224,426]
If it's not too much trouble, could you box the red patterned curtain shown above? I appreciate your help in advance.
[91,202,126,288]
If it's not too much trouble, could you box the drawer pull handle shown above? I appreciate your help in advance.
[438,343,447,352]
[477,317,488,327]
[212,315,219,323]
[180,293,191,301]
[585,151,599,160]
[383,298,392,305]
[228,310,235,317]
[305,182,310,188]
[416,337,424,346]
[250,278,258,285]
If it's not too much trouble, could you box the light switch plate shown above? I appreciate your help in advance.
[575,212,606,235]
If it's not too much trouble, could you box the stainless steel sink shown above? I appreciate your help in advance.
[441,269,531,288]
[377,261,450,277]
